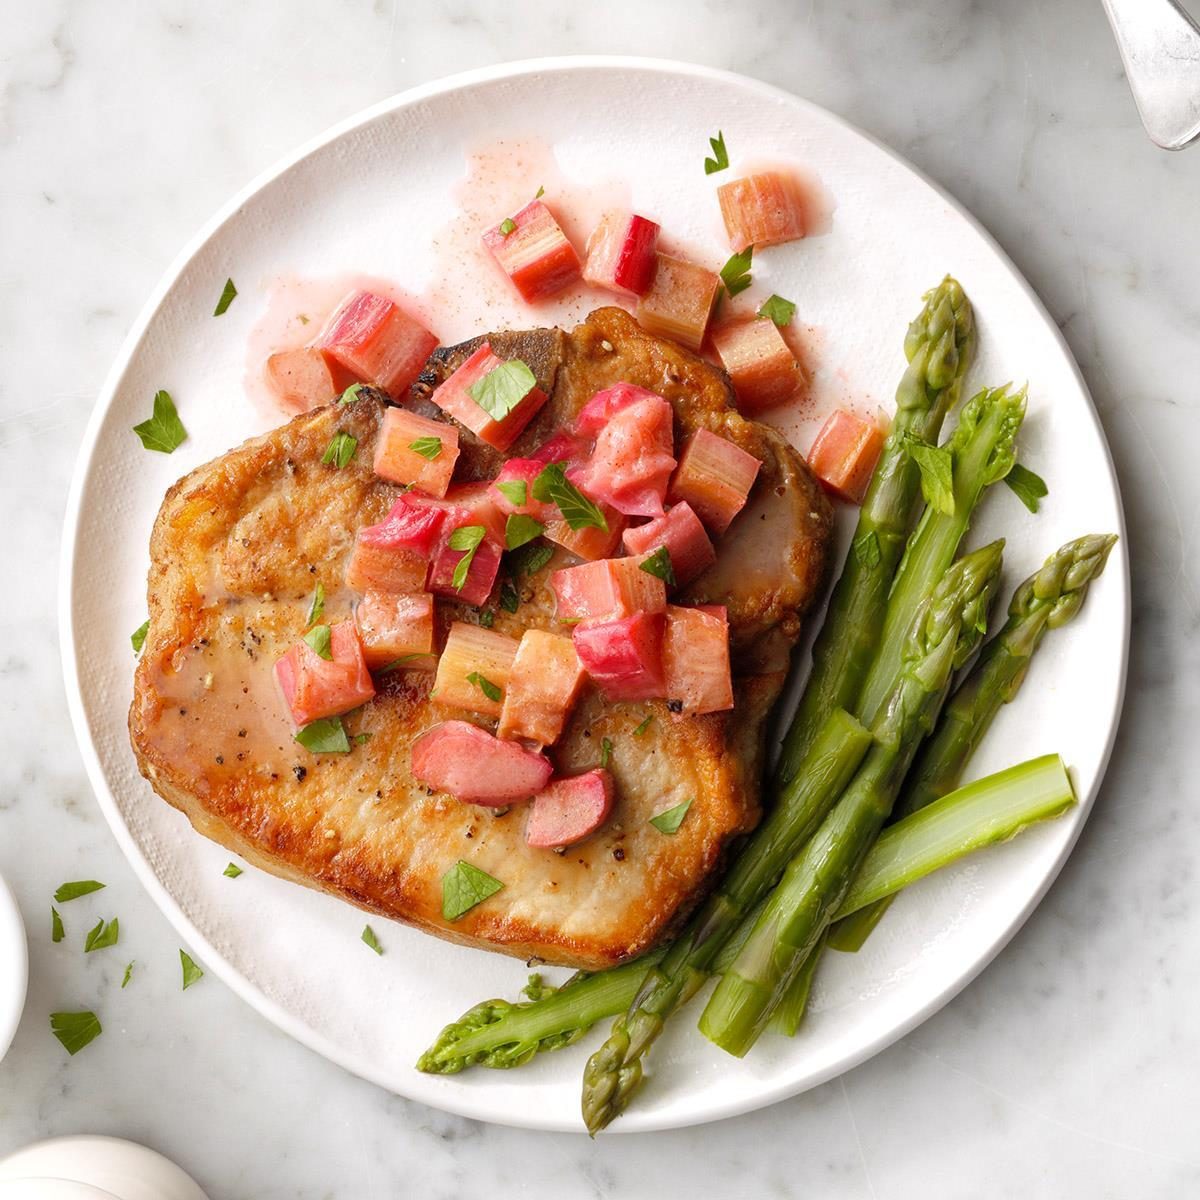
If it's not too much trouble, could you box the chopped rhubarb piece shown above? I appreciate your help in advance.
[359,495,446,557]
[274,620,375,727]
[544,506,626,562]
[354,591,435,669]
[662,604,733,716]
[573,384,676,517]
[668,428,762,535]
[433,622,520,717]
[489,457,553,519]
[525,770,615,848]
[315,290,438,396]
[623,503,716,587]
[426,531,503,607]
[636,254,720,352]
[582,210,661,297]
[551,557,666,623]
[373,407,459,497]
[497,630,586,746]
[482,199,581,302]
[573,611,666,703]
[440,482,508,546]
[412,720,552,806]
[345,537,428,594]
[711,318,804,413]
[264,347,340,414]
[531,430,586,466]
[717,172,807,252]
[807,409,886,505]
[429,342,549,451]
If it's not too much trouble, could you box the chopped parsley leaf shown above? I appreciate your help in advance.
[132,390,187,454]
[213,278,237,316]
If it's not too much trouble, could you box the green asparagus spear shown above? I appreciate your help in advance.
[835,753,1076,917]
[418,956,662,1074]
[699,540,1005,1057]
[829,532,1117,951]
[768,928,828,1037]
[854,384,1027,728]
[776,278,975,782]
[581,708,873,1134]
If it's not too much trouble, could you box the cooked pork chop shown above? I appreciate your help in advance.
[129,307,833,970]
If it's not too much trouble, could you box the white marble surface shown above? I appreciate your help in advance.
[1,2,1197,1196]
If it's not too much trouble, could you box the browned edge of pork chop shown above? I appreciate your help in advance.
[128,307,833,969]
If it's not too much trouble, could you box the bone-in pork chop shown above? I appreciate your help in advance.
[129,307,833,969]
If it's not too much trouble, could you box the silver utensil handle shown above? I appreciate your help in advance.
[1103,0,1200,149]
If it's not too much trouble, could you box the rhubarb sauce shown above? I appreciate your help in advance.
[244,137,850,460]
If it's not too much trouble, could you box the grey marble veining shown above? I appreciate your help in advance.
[1,1,1198,1196]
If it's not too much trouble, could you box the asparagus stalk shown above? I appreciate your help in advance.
[854,383,1027,728]
[835,753,1076,917]
[768,929,828,1037]
[829,532,1117,951]
[419,754,1074,1071]
[699,540,1005,1057]
[580,707,873,1134]
[776,278,975,782]
[417,956,662,1074]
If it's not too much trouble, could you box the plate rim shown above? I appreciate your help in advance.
[58,54,1131,1133]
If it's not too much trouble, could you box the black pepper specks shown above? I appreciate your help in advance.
[613,847,626,862]
[667,699,684,714]
[292,765,307,782]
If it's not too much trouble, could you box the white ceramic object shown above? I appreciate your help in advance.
[0,1137,208,1200]
[0,871,28,1065]
[60,58,1129,1132]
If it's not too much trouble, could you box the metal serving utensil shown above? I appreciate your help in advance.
[1103,0,1200,149]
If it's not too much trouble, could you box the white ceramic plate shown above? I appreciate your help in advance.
[60,58,1129,1132]
[0,872,28,1065]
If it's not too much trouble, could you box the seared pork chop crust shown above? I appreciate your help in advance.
[129,309,833,969]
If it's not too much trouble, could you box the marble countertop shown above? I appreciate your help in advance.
[2,2,1198,1196]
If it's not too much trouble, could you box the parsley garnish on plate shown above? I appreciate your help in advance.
[1005,463,1049,513]
[51,908,64,943]
[213,278,237,316]
[633,715,653,737]
[84,917,119,953]
[361,925,383,955]
[180,950,204,991]
[339,383,365,405]
[720,245,753,297]
[410,436,442,461]
[377,653,436,674]
[532,463,607,531]
[498,217,516,237]
[321,431,358,469]
[121,961,134,988]
[223,862,243,879]
[510,542,554,578]
[650,798,693,835]
[638,546,676,587]
[853,531,882,569]
[499,580,520,614]
[478,609,495,629]
[448,525,487,591]
[600,737,613,769]
[704,130,729,175]
[306,582,325,627]
[505,514,544,551]
[131,619,150,655]
[294,716,351,754]
[54,880,105,903]
[758,294,796,326]
[303,624,333,660]
[906,437,955,516]
[132,390,188,454]
[468,359,537,422]
[441,861,504,922]
[50,1010,102,1056]
[495,479,527,508]
[467,672,502,703]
